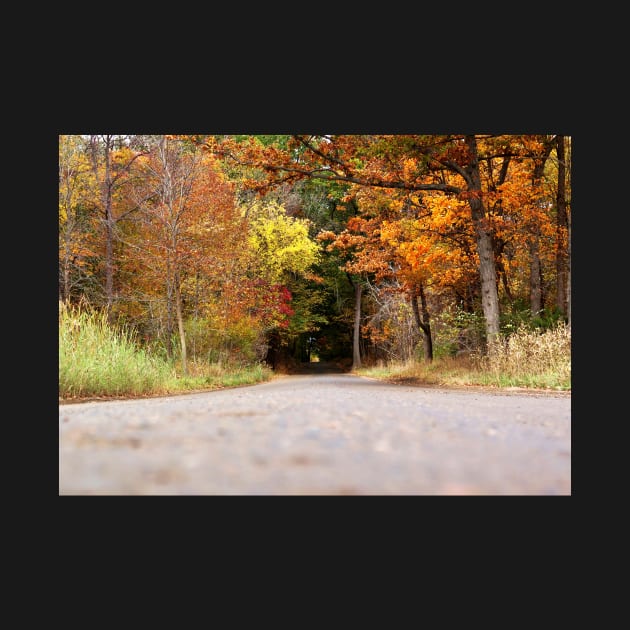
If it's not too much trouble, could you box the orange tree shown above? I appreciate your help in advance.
[200,134,569,354]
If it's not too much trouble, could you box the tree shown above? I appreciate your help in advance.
[87,135,148,321]
[246,200,319,284]
[131,136,202,371]
[59,135,100,303]
[122,140,306,370]
[125,138,251,372]
[205,134,533,352]
[83,133,570,370]
[245,199,321,366]
[318,213,390,368]
[555,135,569,320]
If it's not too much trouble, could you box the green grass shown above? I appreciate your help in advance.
[165,362,271,392]
[356,323,571,392]
[59,302,273,401]
[60,301,570,399]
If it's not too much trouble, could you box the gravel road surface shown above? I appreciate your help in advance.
[59,373,571,495]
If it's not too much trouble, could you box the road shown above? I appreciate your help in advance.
[59,372,571,495]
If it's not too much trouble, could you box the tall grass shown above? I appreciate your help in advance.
[59,302,174,398]
[356,323,571,391]
[59,301,273,400]
[477,322,571,389]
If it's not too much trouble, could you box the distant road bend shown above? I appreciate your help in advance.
[59,365,571,495]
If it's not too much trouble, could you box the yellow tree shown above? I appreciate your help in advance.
[59,135,100,303]
[208,134,573,352]
[245,199,321,365]
[246,200,320,284]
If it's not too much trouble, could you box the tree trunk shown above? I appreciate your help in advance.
[567,213,571,327]
[529,227,542,316]
[352,280,362,369]
[410,283,433,362]
[175,273,187,375]
[161,136,176,362]
[88,134,147,320]
[165,258,174,360]
[102,136,115,322]
[489,157,512,306]
[62,239,71,302]
[529,138,553,318]
[192,271,200,362]
[464,136,501,351]
[90,135,116,322]
[556,135,568,319]
[104,208,114,318]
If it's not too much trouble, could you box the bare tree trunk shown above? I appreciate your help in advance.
[161,136,176,362]
[556,135,568,319]
[165,258,174,360]
[102,136,115,321]
[529,137,553,318]
[529,228,542,316]
[351,277,362,369]
[62,242,71,302]
[489,157,512,307]
[192,271,200,362]
[90,135,116,322]
[465,136,501,351]
[175,272,187,375]
[60,153,74,303]
[104,207,114,318]
[410,284,433,362]
[567,214,571,327]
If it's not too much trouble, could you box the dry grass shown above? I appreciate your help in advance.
[478,322,571,388]
[357,323,571,391]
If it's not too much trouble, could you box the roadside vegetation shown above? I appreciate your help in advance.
[355,322,571,391]
[60,299,570,402]
[59,135,571,398]
[59,302,273,401]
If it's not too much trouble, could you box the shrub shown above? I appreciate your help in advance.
[481,322,571,384]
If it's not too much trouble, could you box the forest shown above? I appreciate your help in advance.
[59,134,571,398]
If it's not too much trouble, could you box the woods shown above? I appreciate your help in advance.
[59,134,571,383]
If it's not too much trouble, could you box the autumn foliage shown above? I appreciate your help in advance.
[60,134,570,370]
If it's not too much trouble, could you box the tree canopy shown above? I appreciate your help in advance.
[60,134,571,369]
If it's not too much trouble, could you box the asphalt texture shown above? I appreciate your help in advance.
[59,370,571,495]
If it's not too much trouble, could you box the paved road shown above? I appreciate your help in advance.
[59,373,571,495]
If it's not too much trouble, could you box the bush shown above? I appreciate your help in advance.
[500,300,566,335]
[481,322,571,385]
[432,306,486,357]
[184,315,265,366]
